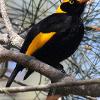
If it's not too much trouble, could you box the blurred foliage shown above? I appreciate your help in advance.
[0,0,100,100]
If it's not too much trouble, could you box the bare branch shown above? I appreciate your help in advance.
[0,78,100,97]
[0,0,24,48]
[90,26,100,31]
[0,45,100,96]
[86,26,100,31]
[85,96,97,100]
[0,45,64,81]
[0,34,8,44]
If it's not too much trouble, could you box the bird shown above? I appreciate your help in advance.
[6,0,86,87]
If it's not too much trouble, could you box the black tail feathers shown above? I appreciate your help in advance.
[6,64,24,87]
[23,70,34,80]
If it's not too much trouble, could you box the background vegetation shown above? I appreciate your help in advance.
[0,0,99,100]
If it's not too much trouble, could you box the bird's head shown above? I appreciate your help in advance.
[59,0,87,16]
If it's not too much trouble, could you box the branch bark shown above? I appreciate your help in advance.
[86,26,100,31]
[1,78,100,97]
[90,26,100,31]
[0,0,24,48]
[0,45,64,81]
[0,45,100,97]
[0,34,8,44]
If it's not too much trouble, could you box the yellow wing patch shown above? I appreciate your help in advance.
[25,0,69,56]
[25,32,56,56]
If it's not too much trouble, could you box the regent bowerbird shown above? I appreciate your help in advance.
[6,0,86,87]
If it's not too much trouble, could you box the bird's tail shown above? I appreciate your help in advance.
[6,64,24,87]
[23,70,34,80]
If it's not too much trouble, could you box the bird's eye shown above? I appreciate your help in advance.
[69,0,74,4]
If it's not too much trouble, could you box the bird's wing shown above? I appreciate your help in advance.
[6,13,72,87]
[37,13,72,33]
[22,13,72,56]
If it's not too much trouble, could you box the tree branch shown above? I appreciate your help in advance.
[0,45,100,96]
[0,34,8,44]
[0,45,64,81]
[0,78,100,97]
[86,26,100,31]
[0,0,24,48]
[90,26,100,31]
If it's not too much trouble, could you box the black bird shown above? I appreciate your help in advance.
[6,0,86,87]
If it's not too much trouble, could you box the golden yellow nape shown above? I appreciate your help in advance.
[56,0,70,13]
[56,6,66,13]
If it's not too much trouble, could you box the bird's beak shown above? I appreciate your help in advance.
[62,0,69,2]
[62,0,90,4]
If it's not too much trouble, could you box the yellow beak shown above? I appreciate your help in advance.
[62,0,89,3]
[62,0,69,2]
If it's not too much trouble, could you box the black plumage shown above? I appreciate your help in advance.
[6,0,85,87]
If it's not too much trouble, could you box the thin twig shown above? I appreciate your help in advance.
[0,0,24,48]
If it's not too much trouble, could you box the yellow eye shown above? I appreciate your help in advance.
[62,0,74,4]
[69,0,74,4]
